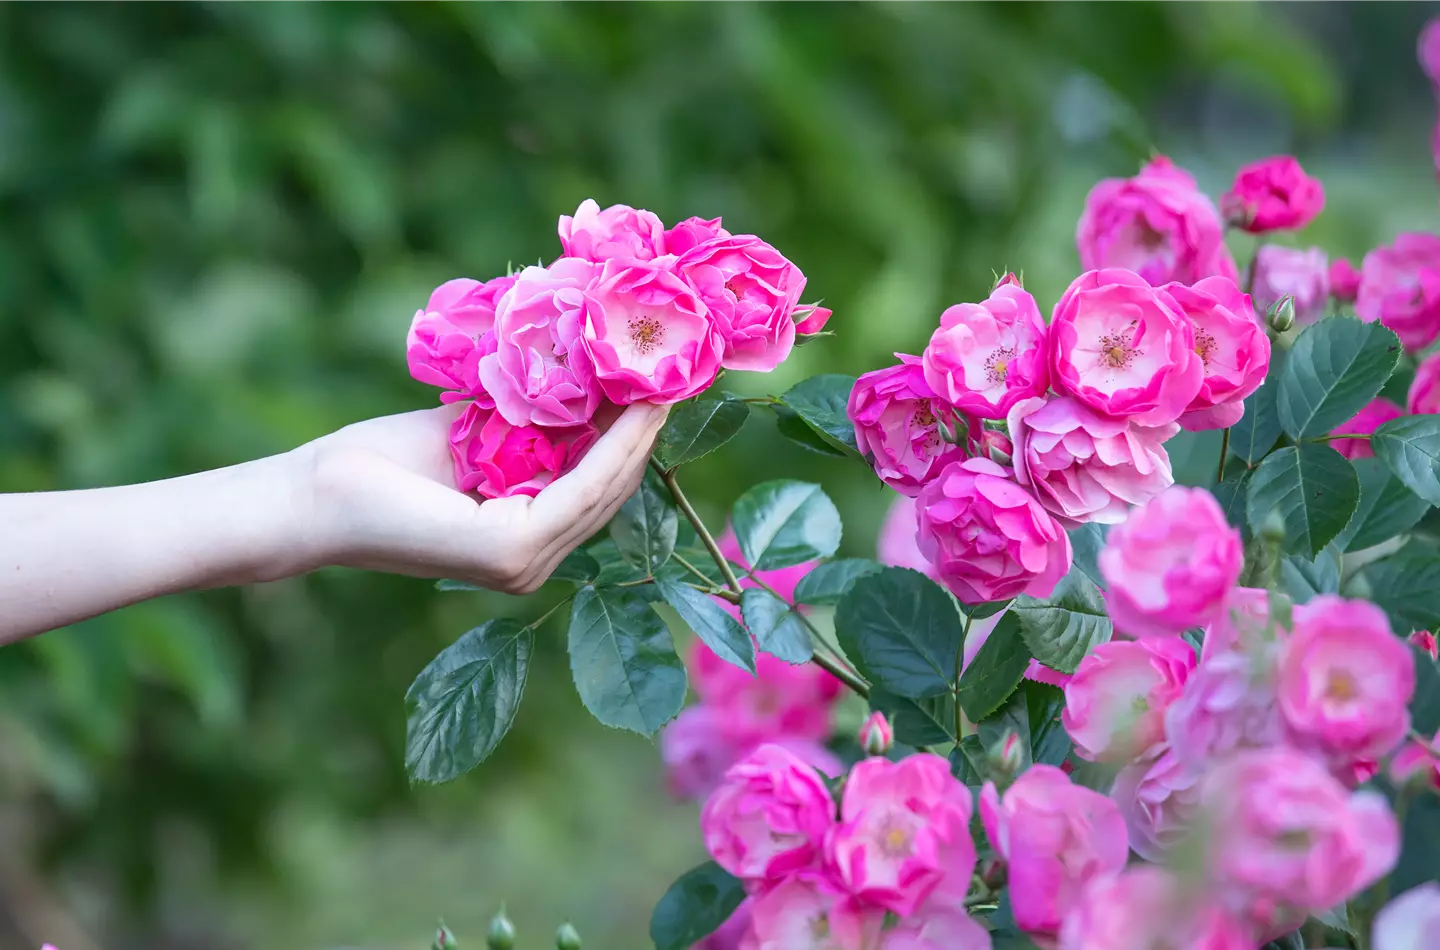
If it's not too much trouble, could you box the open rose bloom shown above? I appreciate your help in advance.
[921,275,1050,419]
[1357,232,1440,351]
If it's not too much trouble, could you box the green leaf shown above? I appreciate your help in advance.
[1352,543,1440,635]
[1023,681,1071,767]
[957,613,1031,721]
[793,558,884,605]
[1212,467,1253,539]
[1335,457,1431,552]
[1245,444,1360,557]
[435,579,484,592]
[774,403,848,457]
[835,567,965,700]
[1373,414,1440,506]
[1228,364,1285,464]
[869,687,955,746]
[610,475,678,573]
[1276,317,1401,439]
[965,598,1013,620]
[653,395,750,470]
[732,480,842,570]
[1011,570,1112,674]
[1411,644,1440,735]
[551,548,601,585]
[1279,549,1339,604]
[1390,792,1440,902]
[739,588,812,664]
[567,587,686,736]
[655,577,755,673]
[779,373,860,453]
[950,734,989,784]
[586,539,650,586]
[977,682,1032,769]
[1067,522,1107,588]
[649,861,746,950]
[404,619,532,784]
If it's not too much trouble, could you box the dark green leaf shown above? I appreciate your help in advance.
[649,861,746,950]
[653,395,750,470]
[1024,681,1071,767]
[1067,522,1107,588]
[1212,466,1253,539]
[977,683,1032,769]
[1276,317,1401,439]
[793,558,883,605]
[835,567,965,699]
[551,548,601,585]
[1279,548,1339,604]
[1311,902,1352,937]
[1011,570,1112,673]
[1228,365,1285,464]
[1336,457,1431,552]
[1390,793,1440,907]
[588,539,651,586]
[732,480,842,570]
[951,734,989,784]
[1412,645,1440,735]
[1245,444,1360,556]
[965,598,1013,620]
[655,577,755,673]
[567,587,686,736]
[405,619,532,784]
[780,373,860,453]
[957,613,1031,721]
[1373,414,1440,507]
[435,579,484,592]
[610,475,678,573]
[1352,543,1440,635]
[869,687,955,746]
[774,403,849,457]
[739,588,812,664]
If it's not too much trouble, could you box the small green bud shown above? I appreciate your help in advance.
[1266,295,1295,334]
[434,921,459,950]
[486,907,516,950]
[1260,509,1286,547]
[556,921,582,950]
[986,728,1025,780]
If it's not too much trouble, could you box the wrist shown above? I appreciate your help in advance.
[221,447,330,585]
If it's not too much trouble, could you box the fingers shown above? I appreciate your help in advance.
[520,446,651,588]
[533,402,668,537]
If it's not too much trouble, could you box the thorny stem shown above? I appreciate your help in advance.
[743,396,779,406]
[653,460,743,595]
[748,574,871,699]
[1317,432,1370,442]
[671,550,717,586]
[1217,427,1231,483]
[526,595,574,632]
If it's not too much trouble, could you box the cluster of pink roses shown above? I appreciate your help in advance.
[406,200,827,497]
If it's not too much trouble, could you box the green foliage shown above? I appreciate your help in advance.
[1352,542,1440,635]
[957,612,1032,721]
[1410,644,1440,736]
[731,480,843,570]
[1373,414,1440,507]
[1245,443,1360,557]
[1334,457,1431,552]
[649,862,746,950]
[869,688,956,746]
[656,577,755,673]
[834,567,965,699]
[778,374,861,454]
[1279,549,1340,604]
[739,588,813,664]
[567,587,687,736]
[1011,569,1112,674]
[792,558,884,605]
[1228,359,1285,464]
[1212,466,1253,537]
[551,548,603,585]
[610,476,679,574]
[1276,318,1401,439]
[653,395,750,470]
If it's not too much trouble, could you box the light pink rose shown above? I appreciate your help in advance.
[1220,156,1325,234]
[1330,398,1404,461]
[1330,257,1362,304]
[406,275,516,404]
[1049,268,1205,427]
[1162,277,1271,432]
[1112,743,1202,862]
[828,754,976,917]
[980,765,1129,945]
[916,457,1072,605]
[921,276,1050,420]
[674,234,807,372]
[1411,354,1440,414]
[877,903,993,950]
[689,642,842,748]
[741,875,881,950]
[576,258,725,404]
[558,198,664,263]
[1356,232,1440,351]
[1422,17,1440,86]
[664,216,730,256]
[1410,629,1439,659]
[477,259,603,427]
[857,712,893,756]
[795,305,833,335]
[697,899,751,950]
[1099,486,1242,638]
[448,402,598,499]
[1076,156,1238,286]
[1389,729,1440,791]
[1375,883,1440,950]
[1061,638,1196,763]
[849,356,969,496]
[702,744,836,886]
[1007,395,1177,526]
[662,706,739,801]
[1278,595,1414,773]
[1251,244,1330,326]
[1202,748,1400,926]
[1058,867,1254,950]
[877,494,935,579]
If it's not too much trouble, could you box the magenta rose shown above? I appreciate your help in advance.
[848,356,968,496]
[1062,638,1196,763]
[743,874,882,950]
[795,304,832,335]
[1411,629,1439,660]
[1162,276,1271,431]
[448,402,597,499]
[1330,257,1362,304]
[856,711,893,756]
[916,457,1072,604]
[663,215,729,256]
[689,642,841,748]
[877,494,935,579]
[1330,398,1404,461]
[406,275,516,404]
[557,198,664,263]
[1410,352,1440,414]
[1058,867,1254,950]
[1007,394,1177,526]
[1112,743,1202,862]
[1049,268,1205,427]
[673,234,806,372]
[1251,244,1330,326]
[1356,232,1440,351]
[1220,155,1325,234]
[921,275,1050,420]
[696,899,751,950]
[661,705,738,802]
[575,258,724,404]
[1076,156,1238,286]
[1423,16,1440,87]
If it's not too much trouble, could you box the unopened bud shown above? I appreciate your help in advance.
[987,729,1025,778]
[1409,630,1439,661]
[993,271,1022,290]
[1266,295,1295,333]
[434,920,460,950]
[1260,509,1286,546]
[858,711,893,756]
[486,907,515,950]
[556,922,582,950]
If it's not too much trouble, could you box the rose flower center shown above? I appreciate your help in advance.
[1098,326,1138,370]
[985,346,1016,386]
[628,314,665,354]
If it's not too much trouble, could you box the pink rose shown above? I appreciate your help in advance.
[1007,395,1177,526]
[828,754,976,917]
[702,744,836,886]
[1049,269,1205,427]
[741,875,881,950]
[689,643,842,748]
[980,765,1129,944]
[877,903,993,950]
[576,258,725,404]
[662,706,739,801]
[1202,748,1400,925]
[795,305,833,335]
[1251,244,1330,326]
[1098,486,1243,638]
[558,198,664,263]
[921,276,1050,419]
[1410,354,1440,414]
[663,216,729,256]
[916,457,1072,605]
[1076,156,1238,286]
[1278,595,1414,772]
[448,402,598,499]
[1112,744,1202,861]
[697,899,751,950]
[1058,867,1253,950]
[1061,638,1196,763]
[1389,729,1440,790]
[1410,629,1439,659]
[849,356,968,496]
[1330,257,1362,304]
[1356,233,1440,351]
[477,259,603,427]
[877,494,935,579]
[406,275,516,403]
[1220,156,1325,234]
[1422,17,1440,86]
[1162,277,1271,432]
[1375,883,1440,950]
[1330,398,1404,461]
[857,712,893,756]
[674,234,806,372]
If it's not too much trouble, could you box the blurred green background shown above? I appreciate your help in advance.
[0,2,1437,948]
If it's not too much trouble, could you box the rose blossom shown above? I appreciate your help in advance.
[1007,395,1177,526]
[702,744,836,885]
[1410,629,1439,659]
[1061,638,1196,763]
[1076,156,1238,286]
[921,275,1049,419]
[1412,352,1440,415]
[877,494,935,579]
[663,215,729,256]
[1390,729,1440,791]
[1375,883,1440,950]
[980,765,1129,944]
[1278,595,1414,771]
[1112,744,1202,861]
[576,258,725,404]
[406,275,516,404]
[673,234,807,372]
[1220,156,1325,234]
[1422,17,1440,87]
[916,457,1072,604]
[795,305,833,334]
[857,712,893,756]
[877,903,993,950]
[557,198,664,263]
[828,754,976,917]
[1162,276,1271,431]
[1356,232,1440,351]
[697,899,751,950]
[477,259,603,427]
[1251,244,1330,326]
[1098,486,1243,638]
[1330,398,1404,461]
[1058,867,1253,950]
[849,356,968,496]
[742,875,881,950]
[661,706,739,801]
[1049,269,1204,427]
[1330,257,1362,304]
[689,642,842,748]
[448,402,598,499]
